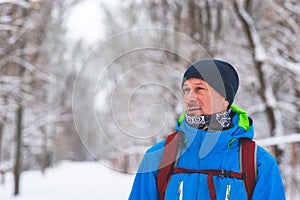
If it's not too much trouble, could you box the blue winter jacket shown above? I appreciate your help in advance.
[129,107,286,200]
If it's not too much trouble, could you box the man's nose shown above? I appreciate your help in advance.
[186,90,197,101]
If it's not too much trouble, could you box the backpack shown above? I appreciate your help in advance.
[156,131,257,200]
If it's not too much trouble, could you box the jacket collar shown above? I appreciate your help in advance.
[177,111,254,158]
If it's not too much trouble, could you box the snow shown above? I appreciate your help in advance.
[1,137,297,200]
[0,161,135,200]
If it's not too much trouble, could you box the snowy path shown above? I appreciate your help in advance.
[0,161,134,200]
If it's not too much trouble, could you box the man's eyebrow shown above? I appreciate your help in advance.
[194,82,206,85]
[183,82,206,87]
[182,83,190,87]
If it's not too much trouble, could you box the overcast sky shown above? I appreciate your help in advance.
[66,0,119,45]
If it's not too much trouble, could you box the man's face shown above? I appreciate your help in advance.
[183,78,229,116]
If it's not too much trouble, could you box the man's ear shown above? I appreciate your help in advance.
[225,100,230,109]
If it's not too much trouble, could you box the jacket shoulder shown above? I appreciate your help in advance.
[256,145,278,166]
[136,139,166,174]
[146,139,166,153]
[253,145,286,199]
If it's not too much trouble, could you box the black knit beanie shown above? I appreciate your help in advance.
[182,59,239,106]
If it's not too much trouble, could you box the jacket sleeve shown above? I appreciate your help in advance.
[128,170,159,200]
[251,146,286,200]
[128,141,165,200]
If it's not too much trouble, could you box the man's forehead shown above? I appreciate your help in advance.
[183,78,208,86]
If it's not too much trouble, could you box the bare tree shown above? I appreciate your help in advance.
[233,0,285,161]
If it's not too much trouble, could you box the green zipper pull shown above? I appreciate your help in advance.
[227,138,237,149]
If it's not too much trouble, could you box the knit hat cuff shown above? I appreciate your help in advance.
[182,59,239,106]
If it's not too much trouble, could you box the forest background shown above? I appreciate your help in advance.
[0,0,299,199]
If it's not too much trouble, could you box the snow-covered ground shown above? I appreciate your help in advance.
[0,161,135,200]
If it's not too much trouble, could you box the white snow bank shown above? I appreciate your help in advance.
[0,161,135,200]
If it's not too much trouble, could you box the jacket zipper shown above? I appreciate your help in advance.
[225,184,231,200]
[178,180,183,200]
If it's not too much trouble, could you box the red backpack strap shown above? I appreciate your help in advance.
[157,131,183,200]
[240,138,257,200]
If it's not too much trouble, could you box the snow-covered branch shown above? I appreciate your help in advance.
[0,24,17,31]
[5,56,59,85]
[0,83,20,93]
[0,104,18,114]
[0,16,13,23]
[234,0,284,141]
[257,133,300,147]
[277,101,299,114]
[265,57,300,76]
[234,0,266,62]
[23,108,73,133]
[227,96,297,117]
[0,75,21,84]
[0,0,31,9]
[283,2,300,18]
[246,103,266,115]
[267,0,300,35]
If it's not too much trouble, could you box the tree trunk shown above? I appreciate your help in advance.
[0,123,3,166]
[233,0,283,163]
[290,142,297,199]
[0,123,4,185]
[14,105,23,196]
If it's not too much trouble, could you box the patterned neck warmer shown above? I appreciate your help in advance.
[185,109,232,131]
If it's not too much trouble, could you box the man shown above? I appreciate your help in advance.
[129,59,285,199]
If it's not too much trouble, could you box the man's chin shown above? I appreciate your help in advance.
[187,110,204,116]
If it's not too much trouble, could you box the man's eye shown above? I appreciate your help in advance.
[196,87,205,91]
[183,88,190,93]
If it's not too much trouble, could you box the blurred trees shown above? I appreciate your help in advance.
[0,0,86,195]
[232,1,300,197]
[100,0,300,197]
[0,0,299,198]
[0,1,55,195]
